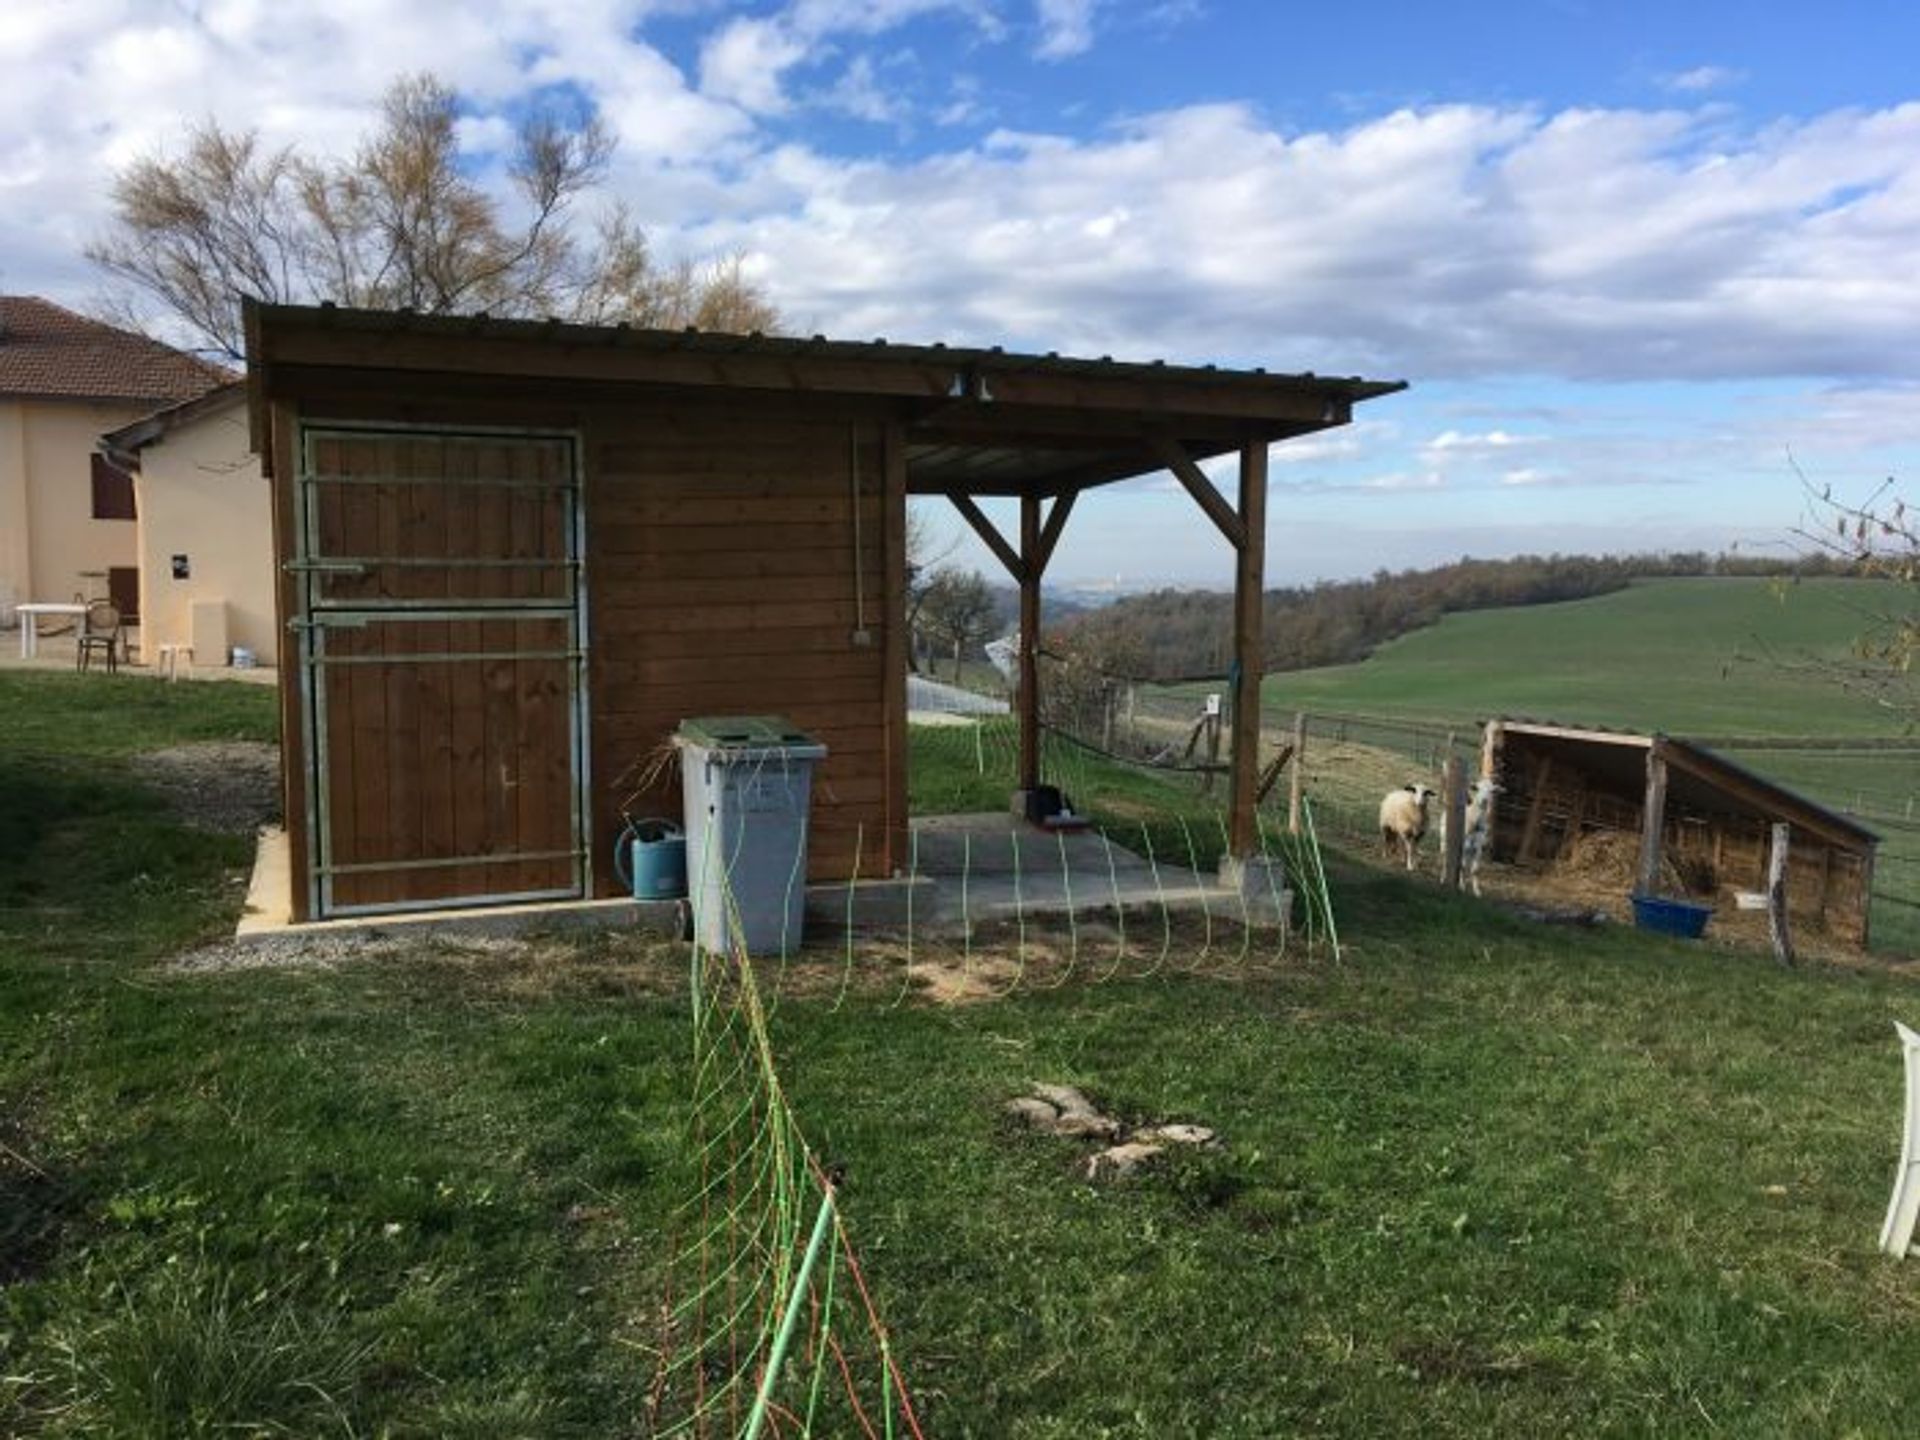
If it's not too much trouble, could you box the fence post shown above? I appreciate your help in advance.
[1288,711,1307,835]
[1767,823,1795,968]
[1442,755,1467,890]
[1636,743,1669,896]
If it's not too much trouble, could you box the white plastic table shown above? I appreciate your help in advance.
[14,602,88,659]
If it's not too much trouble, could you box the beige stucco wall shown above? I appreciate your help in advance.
[132,399,277,664]
[0,397,147,622]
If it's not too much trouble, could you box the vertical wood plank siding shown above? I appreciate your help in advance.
[585,402,894,894]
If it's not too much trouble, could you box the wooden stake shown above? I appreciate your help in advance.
[1767,822,1795,968]
[1288,710,1307,835]
[1441,755,1467,890]
[1636,743,1669,896]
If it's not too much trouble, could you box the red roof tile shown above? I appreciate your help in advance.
[0,296,235,404]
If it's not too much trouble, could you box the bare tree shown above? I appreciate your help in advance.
[91,73,777,360]
[918,567,1000,683]
[1794,475,1917,721]
[904,501,960,674]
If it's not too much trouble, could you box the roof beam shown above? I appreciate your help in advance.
[253,306,1396,424]
[1659,739,1876,851]
[946,491,1026,584]
[1149,430,1246,551]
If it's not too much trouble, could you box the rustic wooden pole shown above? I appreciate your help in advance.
[1441,755,1467,889]
[1636,742,1670,896]
[1018,491,1041,795]
[1479,720,1503,781]
[1227,435,1268,859]
[880,422,909,876]
[1767,823,1795,967]
[1288,710,1307,835]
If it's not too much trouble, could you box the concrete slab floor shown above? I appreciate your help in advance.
[232,814,1289,946]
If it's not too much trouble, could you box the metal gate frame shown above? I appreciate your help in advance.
[292,422,593,919]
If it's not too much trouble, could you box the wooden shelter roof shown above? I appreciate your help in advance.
[1497,719,1880,852]
[244,301,1404,495]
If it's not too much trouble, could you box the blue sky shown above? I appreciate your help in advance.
[4,0,1917,588]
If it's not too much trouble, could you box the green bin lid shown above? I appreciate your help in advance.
[677,714,823,750]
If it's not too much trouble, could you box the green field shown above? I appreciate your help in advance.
[1265,576,1916,737]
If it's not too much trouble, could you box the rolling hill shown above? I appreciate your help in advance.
[1263,576,1917,739]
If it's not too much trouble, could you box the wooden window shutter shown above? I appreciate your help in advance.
[91,454,136,521]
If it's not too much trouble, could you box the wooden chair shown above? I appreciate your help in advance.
[1882,1021,1920,1258]
[75,600,122,675]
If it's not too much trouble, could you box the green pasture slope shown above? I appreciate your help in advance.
[1267,576,1916,738]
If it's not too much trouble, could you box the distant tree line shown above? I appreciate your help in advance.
[1050,551,1862,682]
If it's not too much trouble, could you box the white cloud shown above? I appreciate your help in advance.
[1659,65,1744,94]
[681,99,1920,383]
[1035,0,1099,59]
[1424,429,1541,453]
[699,17,808,115]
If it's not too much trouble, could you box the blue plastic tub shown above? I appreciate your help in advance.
[1630,893,1713,939]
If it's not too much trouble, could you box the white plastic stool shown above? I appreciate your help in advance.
[156,643,194,682]
[1880,1021,1920,1258]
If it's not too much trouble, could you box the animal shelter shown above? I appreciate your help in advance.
[245,300,1402,921]
[1482,720,1881,946]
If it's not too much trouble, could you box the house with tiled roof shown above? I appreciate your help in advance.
[0,296,233,631]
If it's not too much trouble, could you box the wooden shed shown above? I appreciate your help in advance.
[1482,720,1881,946]
[245,301,1402,921]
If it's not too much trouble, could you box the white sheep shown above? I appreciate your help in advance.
[1378,783,1437,871]
[1460,778,1499,896]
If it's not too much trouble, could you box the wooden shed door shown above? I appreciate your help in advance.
[295,428,586,917]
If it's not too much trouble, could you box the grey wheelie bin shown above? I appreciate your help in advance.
[677,715,829,956]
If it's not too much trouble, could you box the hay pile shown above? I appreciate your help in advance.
[1555,829,1714,897]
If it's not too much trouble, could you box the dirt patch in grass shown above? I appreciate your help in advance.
[141,741,281,835]
[169,928,693,1003]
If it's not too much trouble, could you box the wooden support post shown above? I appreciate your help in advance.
[1516,756,1554,865]
[1441,755,1467,890]
[1637,742,1670,897]
[1228,435,1267,858]
[1767,823,1795,967]
[1288,710,1307,835]
[880,422,909,876]
[1479,720,1504,782]
[1018,491,1041,794]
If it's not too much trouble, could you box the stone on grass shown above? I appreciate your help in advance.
[1030,1083,1100,1117]
[1134,1123,1217,1147]
[1005,1096,1062,1128]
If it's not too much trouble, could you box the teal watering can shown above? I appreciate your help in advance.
[614,817,687,900]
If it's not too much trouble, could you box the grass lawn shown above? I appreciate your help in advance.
[7,672,1920,1435]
